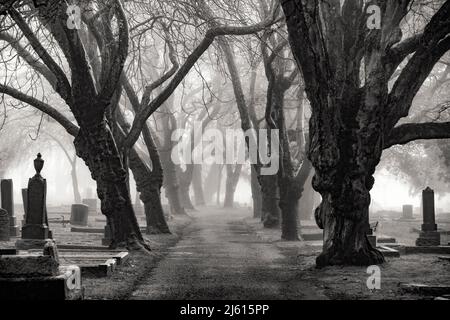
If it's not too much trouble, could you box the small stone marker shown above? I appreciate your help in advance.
[402,204,414,219]
[21,188,28,226]
[1,179,19,236]
[416,187,441,246]
[17,154,52,249]
[70,204,89,226]
[0,208,10,241]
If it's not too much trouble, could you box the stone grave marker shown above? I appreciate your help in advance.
[21,188,27,227]
[70,204,89,226]
[416,187,441,246]
[1,179,19,236]
[16,153,52,249]
[0,208,10,241]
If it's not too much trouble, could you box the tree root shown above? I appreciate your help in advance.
[316,245,385,268]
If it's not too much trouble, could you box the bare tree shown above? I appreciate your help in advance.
[281,0,450,266]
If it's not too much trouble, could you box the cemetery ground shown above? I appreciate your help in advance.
[1,205,449,299]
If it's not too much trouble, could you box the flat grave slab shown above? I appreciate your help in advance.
[71,226,147,233]
[377,236,397,244]
[400,283,450,296]
[302,233,323,241]
[399,245,450,255]
[0,265,83,300]
[377,245,400,258]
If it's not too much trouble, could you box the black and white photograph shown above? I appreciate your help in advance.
[0,0,449,309]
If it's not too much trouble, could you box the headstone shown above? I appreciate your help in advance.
[1,179,19,236]
[17,154,52,249]
[402,204,414,219]
[82,198,98,216]
[416,187,441,246]
[70,204,89,226]
[21,188,28,227]
[0,208,10,241]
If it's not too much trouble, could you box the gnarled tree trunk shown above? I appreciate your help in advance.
[74,120,144,249]
[260,174,281,227]
[128,148,170,235]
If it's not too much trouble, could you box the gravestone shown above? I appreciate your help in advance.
[82,198,98,216]
[17,154,52,249]
[21,188,28,226]
[0,208,10,241]
[70,204,89,226]
[416,187,441,246]
[402,204,414,219]
[1,179,19,236]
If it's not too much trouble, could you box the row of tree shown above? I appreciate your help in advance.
[0,0,449,266]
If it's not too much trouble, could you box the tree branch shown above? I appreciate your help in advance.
[8,8,72,103]
[384,122,450,149]
[386,0,450,131]
[122,13,277,148]
[0,84,79,136]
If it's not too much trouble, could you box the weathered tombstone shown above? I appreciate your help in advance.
[1,179,19,236]
[82,198,98,216]
[16,154,52,249]
[416,187,441,246]
[402,204,414,219]
[21,188,28,227]
[70,204,89,226]
[0,208,10,241]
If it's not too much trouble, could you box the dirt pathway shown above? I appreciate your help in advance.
[130,208,327,299]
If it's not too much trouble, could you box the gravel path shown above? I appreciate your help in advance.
[130,208,326,300]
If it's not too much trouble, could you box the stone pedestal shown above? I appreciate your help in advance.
[70,204,89,226]
[21,154,52,242]
[416,187,441,246]
[82,198,98,216]
[0,208,10,241]
[1,179,19,236]
[16,238,53,250]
